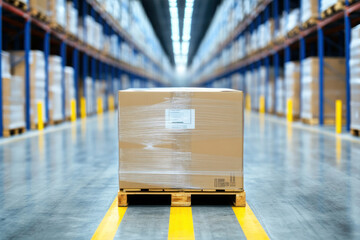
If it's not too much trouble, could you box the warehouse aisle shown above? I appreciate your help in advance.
[0,112,359,239]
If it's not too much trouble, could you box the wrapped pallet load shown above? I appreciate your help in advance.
[287,8,300,34]
[285,61,301,118]
[11,51,46,129]
[66,1,78,36]
[350,25,360,132]
[301,0,318,24]
[95,80,106,113]
[48,0,66,29]
[29,0,47,17]
[2,52,25,135]
[85,77,95,115]
[301,57,346,123]
[267,79,275,114]
[48,56,64,124]
[276,74,285,116]
[320,0,338,15]
[117,88,245,207]
[64,66,75,119]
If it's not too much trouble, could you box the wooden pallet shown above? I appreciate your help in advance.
[30,9,48,22]
[118,189,246,207]
[3,127,26,137]
[287,26,300,38]
[50,22,65,33]
[301,17,318,30]
[276,113,285,118]
[321,1,345,19]
[4,0,27,10]
[301,118,342,125]
[350,128,360,137]
[66,32,78,42]
[30,122,48,130]
[49,119,64,125]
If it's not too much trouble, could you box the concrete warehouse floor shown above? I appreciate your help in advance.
[0,111,359,239]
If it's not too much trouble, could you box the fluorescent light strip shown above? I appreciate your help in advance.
[169,0,194,69]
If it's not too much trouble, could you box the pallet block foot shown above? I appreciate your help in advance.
[171,193,191,207]
[118,191,128,207]
[233,191,246,207]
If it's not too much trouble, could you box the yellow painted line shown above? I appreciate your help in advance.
[233,203,270,240]
[92,197,127,240]
[168,207,195,240]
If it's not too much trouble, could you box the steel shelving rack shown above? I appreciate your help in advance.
[193,0,360,132]
[0,0,169,137]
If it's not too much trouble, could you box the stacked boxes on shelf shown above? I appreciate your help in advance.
[11,51,47,128]
[48,56,63,123]
[2,52,25,132]
[66,1,78,36]
[284,61,301,118]
[95,80,106,112]
[48,0,67,28]
[64,66,75,119]
[320,0,339,15]
[85,77,95,115]
[301,57,346,122]
[300,0,318,24]
[350,25,360,131]
[276,72,285,116]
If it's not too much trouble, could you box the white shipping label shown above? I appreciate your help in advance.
[165,109,195,129]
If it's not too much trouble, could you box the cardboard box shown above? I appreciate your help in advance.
[285,61,301,116]
[301,57,346,120]
[118,88,244,190]
[10,50,47,126]
[49,56,63,122]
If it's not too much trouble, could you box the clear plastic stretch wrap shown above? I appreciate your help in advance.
[350,25,360,130]
[301,57,346,120]
[11,50,47,125]
[64,66,75,118]
[2,52,25,130]
[49,56,63,121]
[118,88,244,190]
[285,61,301,116]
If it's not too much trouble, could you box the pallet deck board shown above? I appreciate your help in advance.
[118,189,246,207]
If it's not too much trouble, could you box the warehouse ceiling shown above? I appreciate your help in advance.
[140,0,222,66]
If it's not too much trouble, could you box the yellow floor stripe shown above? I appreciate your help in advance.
[91,197,127,240]
[168,207,195,240]
[233,203,270,240]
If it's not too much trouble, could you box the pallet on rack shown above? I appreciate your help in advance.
[66,32,78,42]
[301,118,342,125]
[50,22,65,33]
[301,17,318,30]
[274,36,286,45]
[30,122,48,130]
[321,1,345,19]
[350,128,360,137]
[287,26,300,38]
[276,113,285,117]
[49,119,64,125]
[4,0,27,10]
[30,9,48,23]
[3,127,26,138]
[118,189,246,207]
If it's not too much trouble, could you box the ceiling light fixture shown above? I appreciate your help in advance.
[169,0,194,72]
